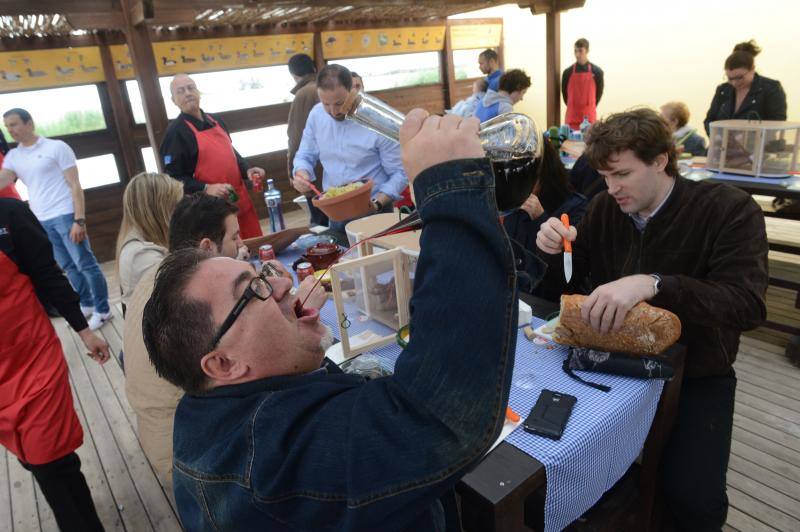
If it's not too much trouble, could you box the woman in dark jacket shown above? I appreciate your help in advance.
[503,138,587,301]
[704,40,787,134]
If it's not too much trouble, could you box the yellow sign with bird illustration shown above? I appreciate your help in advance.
[321,26,446,59]
[450,24,503,50]
[110,33,315,80]
[0,47,104,93]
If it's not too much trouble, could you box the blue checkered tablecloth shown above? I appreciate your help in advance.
[278,248,664,531]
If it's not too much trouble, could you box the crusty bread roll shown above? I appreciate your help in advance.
[553,294,681,355]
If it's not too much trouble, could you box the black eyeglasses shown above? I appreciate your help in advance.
[210,269,274,348]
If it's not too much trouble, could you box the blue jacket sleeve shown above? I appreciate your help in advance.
[258,159,519,531]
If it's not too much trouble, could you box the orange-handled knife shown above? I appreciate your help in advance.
[561,213,572,283]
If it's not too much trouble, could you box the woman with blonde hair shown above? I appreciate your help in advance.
[115,172,183,312]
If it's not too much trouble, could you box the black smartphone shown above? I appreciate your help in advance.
[522,389,577,440]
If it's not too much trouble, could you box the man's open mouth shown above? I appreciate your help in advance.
[294,300,319,321]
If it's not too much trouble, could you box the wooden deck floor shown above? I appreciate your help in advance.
[1,211,799,531]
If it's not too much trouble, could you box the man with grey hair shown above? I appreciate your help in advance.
[159,73,265,239]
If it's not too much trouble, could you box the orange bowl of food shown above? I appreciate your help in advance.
[312,179,373,222]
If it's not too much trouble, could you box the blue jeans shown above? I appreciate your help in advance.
[40,213,109,314]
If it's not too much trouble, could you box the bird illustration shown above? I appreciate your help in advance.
[219,52,232,60]
[201,53,215,63]
[80,64,98,73]
[181,55,196,63]
[236,51,249,60]
[27,68,46,77]
[56,65,74,75]
[0,70,22,81]
[284,48,295,54]
[378,34,388,46]
[325,36,337,46]
[407,38,416,45]
[270,48,280,57]
[252,50,264,57]
[115,60,132,70]
[162,57,177,66]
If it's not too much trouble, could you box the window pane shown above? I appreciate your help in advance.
[77,154,120,189]
[336,52,441,91]
[452,49,485,80]
[126,65,295,124]
[141,147,159,173]
[230,124,289,157]
[0,85,106,137]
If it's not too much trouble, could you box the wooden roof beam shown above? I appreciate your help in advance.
[151,0,539,9]
[528,0,585,14]
[0,0,119,15]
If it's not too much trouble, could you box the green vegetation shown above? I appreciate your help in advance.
[1,110,107,140]
[36,110,106,137]
[405,68,441,86]
[455,68,469,80]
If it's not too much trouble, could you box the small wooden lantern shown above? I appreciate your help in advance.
[329,247,417,359]
[706,120,800,178]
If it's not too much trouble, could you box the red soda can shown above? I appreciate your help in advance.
[259,244,276,262]
[296,262,315,282]
[252,171,264,192]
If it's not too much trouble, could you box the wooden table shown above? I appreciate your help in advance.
[456,294,686,532]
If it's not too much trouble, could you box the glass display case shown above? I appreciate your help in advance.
[706,120,800,178]
[329,247,416,359]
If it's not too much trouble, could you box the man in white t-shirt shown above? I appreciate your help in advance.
[0,108,111,330]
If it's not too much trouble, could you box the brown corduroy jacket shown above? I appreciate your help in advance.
[545,176,769,378]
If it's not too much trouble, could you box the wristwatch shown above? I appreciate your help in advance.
[74,218,86,227]
[371,198,382,212]
[650,273,662,297]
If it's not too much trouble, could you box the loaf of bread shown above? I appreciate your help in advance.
[553,294,681,355]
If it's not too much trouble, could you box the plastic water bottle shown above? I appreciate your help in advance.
[579,116,591,140]
[264,179,285,233]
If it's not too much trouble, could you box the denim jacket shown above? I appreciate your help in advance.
[172,158,519,531]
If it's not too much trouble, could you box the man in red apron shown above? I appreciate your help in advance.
[159,74,264,239]
[1,198,110,531]
[561,38,605,130]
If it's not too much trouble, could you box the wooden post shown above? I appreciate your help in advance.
[441,23,456,110]
[121,0,168,171]
[313,30,326,72]
[97,33,140,181]
[545,10,561,128]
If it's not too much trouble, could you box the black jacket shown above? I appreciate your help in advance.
[562,62,604,105]
[704,73,787,134]
[159,111,250,194]
[544,177,768,378]
[0,198,87,332]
